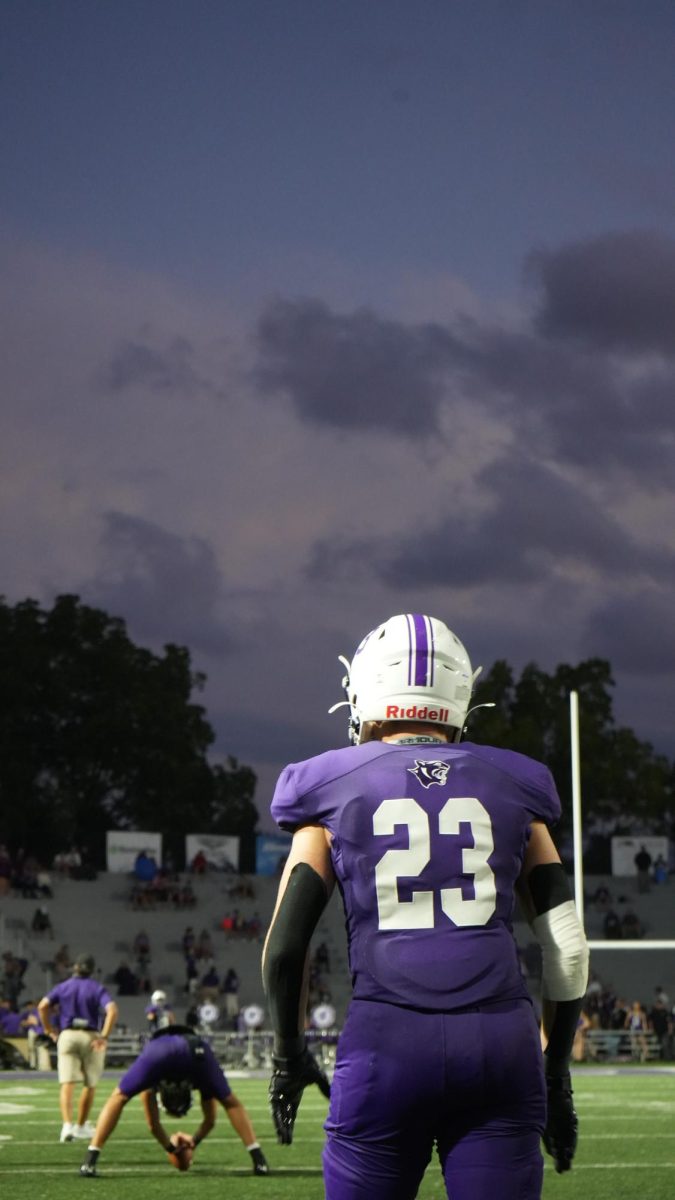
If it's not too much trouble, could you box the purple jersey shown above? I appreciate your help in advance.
[119,1033,230,1102]
[46,976,113,1031]
[271,740,560,1011]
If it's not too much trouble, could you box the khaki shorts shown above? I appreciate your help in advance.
[57,1029,106,1086]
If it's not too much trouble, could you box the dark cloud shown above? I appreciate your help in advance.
[106,335,208,395]
[529,230,675,355]
[308,453,675,590]
[86,512,232,655]
[253,277,675,486]
[583,587,675,676]
[255,297,466,435]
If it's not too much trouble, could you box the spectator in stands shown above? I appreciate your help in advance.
[181,927,196,957]
[222,968,240,1026]
[0,844,12,895]
[200,964,220,999]
[16,854,41,898]
[53,944,73,981]
[625,1000,650,1061]
[36,864,53,897]
[53,846,82,876]
[184,954,199,996]
[179,880,196,908]
[653,854,668,885]
[38,951,118,1143]
[245,912,263,941]
[191,849,208,875]
[620,909,644,939]
[572,1010,593,1062]
[603,909,622,940]
[315,942,331,973]
[1,951,28,1007]
[634,845,652,893]
[132,931,151,969]
[648,997,671,1059]
[31,904,54,938]
[591,884,612,912]
[196,929,214,960]
[112,962,140,997]
[134,850,158,884]
[654,984,670,1007]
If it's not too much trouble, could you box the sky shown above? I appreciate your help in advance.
[2,1,675,829]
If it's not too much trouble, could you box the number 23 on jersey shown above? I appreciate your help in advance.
[373,796,497,931]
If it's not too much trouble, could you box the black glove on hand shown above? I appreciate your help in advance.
[543,1071,578,1173]
[269,1048,331,1145]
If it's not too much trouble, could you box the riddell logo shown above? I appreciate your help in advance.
[385,705,450,722]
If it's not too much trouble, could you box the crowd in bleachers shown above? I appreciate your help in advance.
[575,973,674,1062]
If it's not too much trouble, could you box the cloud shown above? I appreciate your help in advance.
[255,296,466,434]
[528,230,675,355]
[308,453,675,589]
[583,587,675,676]
[86,512,233,655]
[253,282,675,488]
[107,335,201,394]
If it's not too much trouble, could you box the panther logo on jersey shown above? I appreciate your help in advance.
[407,759,452,789]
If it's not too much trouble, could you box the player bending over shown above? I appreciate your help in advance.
[263,613,589,1200]
[79,1023,268,1177]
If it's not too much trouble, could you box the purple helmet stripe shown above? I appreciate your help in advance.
[405,613,414,685]
[427,615,435,686]
[411,613,429,687]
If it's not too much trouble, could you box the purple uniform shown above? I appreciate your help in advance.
[119,1033,230,1102]
[272,739,560,1200]
[46,977,113,1031]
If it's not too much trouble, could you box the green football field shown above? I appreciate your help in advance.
[1,1069,674,1199]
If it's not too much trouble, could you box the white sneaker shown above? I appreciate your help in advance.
[73,1121,96,1139]
[60,1122,75,1142]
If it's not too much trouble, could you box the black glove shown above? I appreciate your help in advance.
[543,1071,578,1173]
[269,1048,331,1145]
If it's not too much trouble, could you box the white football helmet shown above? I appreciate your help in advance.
[151,990,166,1005]
[330,614,481,745]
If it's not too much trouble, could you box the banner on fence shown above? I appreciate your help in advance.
[255,831,292,876]
[610,835,669,876]
[106,830,162,874]
[185,833,240,872]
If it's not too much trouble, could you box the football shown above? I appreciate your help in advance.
[168,1142,193,1171]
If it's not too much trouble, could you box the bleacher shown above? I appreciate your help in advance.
[0,867,352,1031]
[2,867,673,1057]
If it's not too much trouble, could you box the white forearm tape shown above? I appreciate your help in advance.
[532,899,589,1001]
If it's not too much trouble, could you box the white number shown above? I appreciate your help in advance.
[372,796,496,931]
[374,798,434,929]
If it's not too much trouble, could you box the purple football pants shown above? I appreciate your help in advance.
[323,998,545,1200]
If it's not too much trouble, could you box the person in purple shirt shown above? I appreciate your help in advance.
[38,952,118,1143]
[78,1024,268,1177]
[263,614,589,1200]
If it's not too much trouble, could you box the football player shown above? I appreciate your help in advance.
[79,1023,268,1176]
[263,614,589,1200]
[145,989,175,1032]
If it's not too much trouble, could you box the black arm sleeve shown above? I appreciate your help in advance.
[527,862,573,914]
[263,863,329,1057]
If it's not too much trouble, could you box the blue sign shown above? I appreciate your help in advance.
[255,831,292,876]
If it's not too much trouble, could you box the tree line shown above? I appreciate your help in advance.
[0,595,257,865]
[0,595,672,867]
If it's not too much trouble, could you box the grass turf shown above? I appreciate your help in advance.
[1,1069,674,1199]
